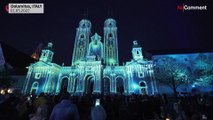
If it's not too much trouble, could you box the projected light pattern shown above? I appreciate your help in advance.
[23,18,157,95]
[153,53,213,93]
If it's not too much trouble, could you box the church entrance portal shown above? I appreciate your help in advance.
[31,82,39,95]
[139,81,147,95]
[61,77,68,93]
[73,78,78,93]
[116,77,124,94]
[85,75,94,95]
[103,77,110,94]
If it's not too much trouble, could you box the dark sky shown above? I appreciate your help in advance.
[0,0,212,65]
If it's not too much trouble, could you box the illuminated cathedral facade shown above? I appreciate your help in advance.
[23,18,158,95]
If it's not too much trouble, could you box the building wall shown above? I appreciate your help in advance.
[23,18,158,95]
[23,61,157,95]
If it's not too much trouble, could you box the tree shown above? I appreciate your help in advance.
[154,56,189,99]
[193,53,213,87]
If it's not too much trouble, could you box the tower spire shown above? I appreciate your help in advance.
[104,18,119,66]
[39,42,54,63]
[132,40,143,61]
[72,19,92,65]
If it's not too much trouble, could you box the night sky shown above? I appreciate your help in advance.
[0,0,212,65]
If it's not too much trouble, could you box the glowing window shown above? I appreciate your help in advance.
[138,72,144,78]
[35,73,41,79]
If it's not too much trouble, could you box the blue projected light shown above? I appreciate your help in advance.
[192,84,196,88]
[132,83,140,90]
[131,82,141,94]
[153,52,213,93]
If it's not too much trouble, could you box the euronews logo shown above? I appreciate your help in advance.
[177,4,207,12]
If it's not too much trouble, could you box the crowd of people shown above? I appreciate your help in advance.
[0,91,212,120]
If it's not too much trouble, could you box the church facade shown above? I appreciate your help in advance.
[22,18,158,95]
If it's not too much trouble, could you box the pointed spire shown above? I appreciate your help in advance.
[39,42,54,63]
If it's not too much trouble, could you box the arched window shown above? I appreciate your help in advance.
[74,78,78,93]
[80,34,85,39]
[84,75,94,94]
[82,24,85,27]
[31,82,39,94]
[139,81,147,95]
[61,77,68,93]
[139,81,146,87]
[116,77,124,94]
[103,77,110,94]
[49,53,52,58]
[108,33,113,38]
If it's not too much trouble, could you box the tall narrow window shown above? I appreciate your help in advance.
[80,34,84,39]
[137,51,139,55]
[108,33,113,38]
[31,82,39,94]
